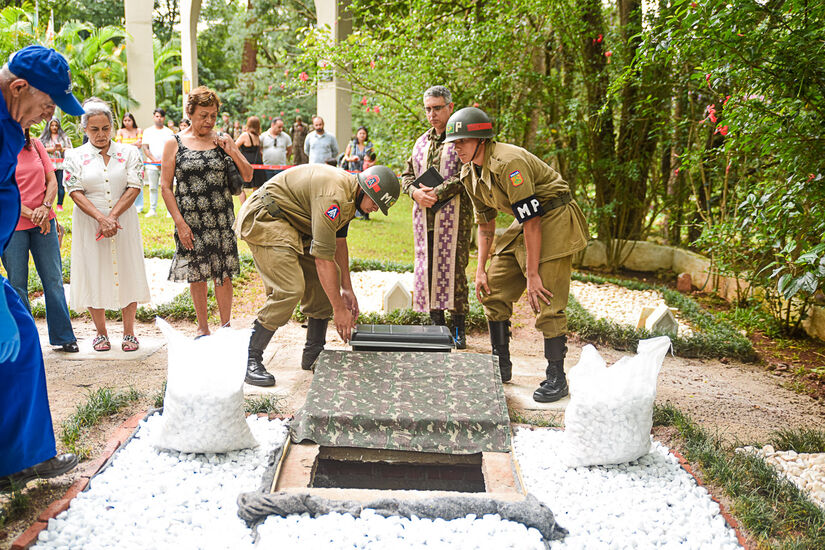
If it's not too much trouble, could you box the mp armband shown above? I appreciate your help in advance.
[511,196,544,223]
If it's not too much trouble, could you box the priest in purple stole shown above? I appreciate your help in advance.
[401,86,473,349]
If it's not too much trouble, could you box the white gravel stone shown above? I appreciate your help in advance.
[737,445,825,510]
[30,420,743,549]
[350,271,415,313]
[570,280,694,337]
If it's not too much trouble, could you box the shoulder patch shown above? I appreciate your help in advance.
[509,170,524,187]
[325,204,340,220]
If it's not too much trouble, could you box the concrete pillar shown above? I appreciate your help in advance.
[124,0,156,130]
[181,0,203,115]
[313,0,352,153]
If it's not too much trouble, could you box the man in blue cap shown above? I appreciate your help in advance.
[0,45,85,491]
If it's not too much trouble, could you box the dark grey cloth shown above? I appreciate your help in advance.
[237,491,566,546]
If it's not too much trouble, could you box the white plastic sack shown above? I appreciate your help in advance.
[562,336,671,467]
[152,318,257,453]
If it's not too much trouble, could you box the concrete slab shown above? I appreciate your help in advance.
[503,377,570,411]
[41,335,165,361]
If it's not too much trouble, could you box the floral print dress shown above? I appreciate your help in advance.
[168,135,240,284]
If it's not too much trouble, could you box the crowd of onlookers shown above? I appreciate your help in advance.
[2,89,379,355]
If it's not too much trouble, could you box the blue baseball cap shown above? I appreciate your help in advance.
[8,45,84,116]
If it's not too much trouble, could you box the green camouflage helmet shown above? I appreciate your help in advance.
[444,107,494,143]
[357,165,400,215]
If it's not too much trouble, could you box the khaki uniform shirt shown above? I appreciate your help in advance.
[235,164,358,261]
[460,141,589,262]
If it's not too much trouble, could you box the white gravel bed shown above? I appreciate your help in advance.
[738,445,825,509]
[31,414,288,550]
[350,270,415,313]
[33,258,188,310]
[30,421,743,549]
[515,428,741,549]
[570,280,694,337]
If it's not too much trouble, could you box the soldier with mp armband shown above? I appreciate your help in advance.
[235,164,400,386]
[444,107,589,403]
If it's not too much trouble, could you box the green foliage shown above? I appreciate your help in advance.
[349,257,413,273]
[244,395,286,415]
[509,408,560,428]
[767,428,825,455]
[570,272,756,361]
[0,484,31,528]
[654,402,825,548]
[152,380,167,409]
[60,386,141,459]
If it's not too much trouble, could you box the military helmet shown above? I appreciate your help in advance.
[357,165,400,215]
[444,107,494,143]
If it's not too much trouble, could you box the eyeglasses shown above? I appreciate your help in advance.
[424,105,447,114]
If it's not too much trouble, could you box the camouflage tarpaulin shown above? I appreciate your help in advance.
[290,351,511,454]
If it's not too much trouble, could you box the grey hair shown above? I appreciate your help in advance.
[0,65,16,85]
[80,97,114,128]
[423,85,452,105]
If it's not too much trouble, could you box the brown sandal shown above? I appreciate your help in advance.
[92,334,110,352]
[121,334,139,352]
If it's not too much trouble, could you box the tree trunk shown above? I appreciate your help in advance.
[580,0,615,240]
[666,86,687,245]
[241,0,258,74]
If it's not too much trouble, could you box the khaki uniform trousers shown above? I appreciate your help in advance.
[248,242,333,331]
[481,233,572,339]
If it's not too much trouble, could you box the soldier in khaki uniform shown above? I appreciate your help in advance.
[445,107,589,403]
[235,164,400,386]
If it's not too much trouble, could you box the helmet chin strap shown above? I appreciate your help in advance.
[471,139,484,165]
[355,188,366,215]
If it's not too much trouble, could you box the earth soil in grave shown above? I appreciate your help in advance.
[3,271,825,547]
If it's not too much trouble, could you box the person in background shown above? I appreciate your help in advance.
[178,118,190,132]
[0,45,85,491]
[115,112,143,212]
[161,86,252,338]
[342,126,373,172]
[445,106,589,401]
[167,119,178,133]
[232,120,242,140]
[2,128,78,353]
[362,151,377,171]
[64,98,150,353]
[235,116,265,200]
[38,117,72,212]
[291,115,308,165]
[219,112,231,134]
[304,116,338,165]
[141,108,174,217]
[261,117,292,180]
[401,85,472,348]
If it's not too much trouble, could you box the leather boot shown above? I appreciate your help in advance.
[301,317,328,370]
[246,320,276,387]
[489,320,512,382]
[533,335,569,403]
[452,314,467,350]
[430,310,446,326]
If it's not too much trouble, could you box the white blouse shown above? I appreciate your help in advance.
[64,141,150,310]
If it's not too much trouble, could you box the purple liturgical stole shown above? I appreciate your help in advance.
[411,131,461,312]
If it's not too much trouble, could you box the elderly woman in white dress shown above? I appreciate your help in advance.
[63,98,151,352]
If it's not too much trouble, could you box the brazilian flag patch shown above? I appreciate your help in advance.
[509,170,524,187]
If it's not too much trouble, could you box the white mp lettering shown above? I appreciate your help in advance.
[516,203,532,219]
[531,198,540,211]
[380,192,392,203]
[455,121,463,131]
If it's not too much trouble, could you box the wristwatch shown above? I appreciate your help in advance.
[42,202,52,209]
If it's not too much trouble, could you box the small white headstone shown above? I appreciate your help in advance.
[382,280,412,313]
[645,303,679,335]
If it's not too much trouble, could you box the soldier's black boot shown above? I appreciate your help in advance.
[489,320,512,382]
[452,314,467,350]
[430,310,446,326]
[301,317,328,371]
[246,320,276,387]
[533,336,569,403]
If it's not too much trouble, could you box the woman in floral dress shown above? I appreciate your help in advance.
[160,86,252,338]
